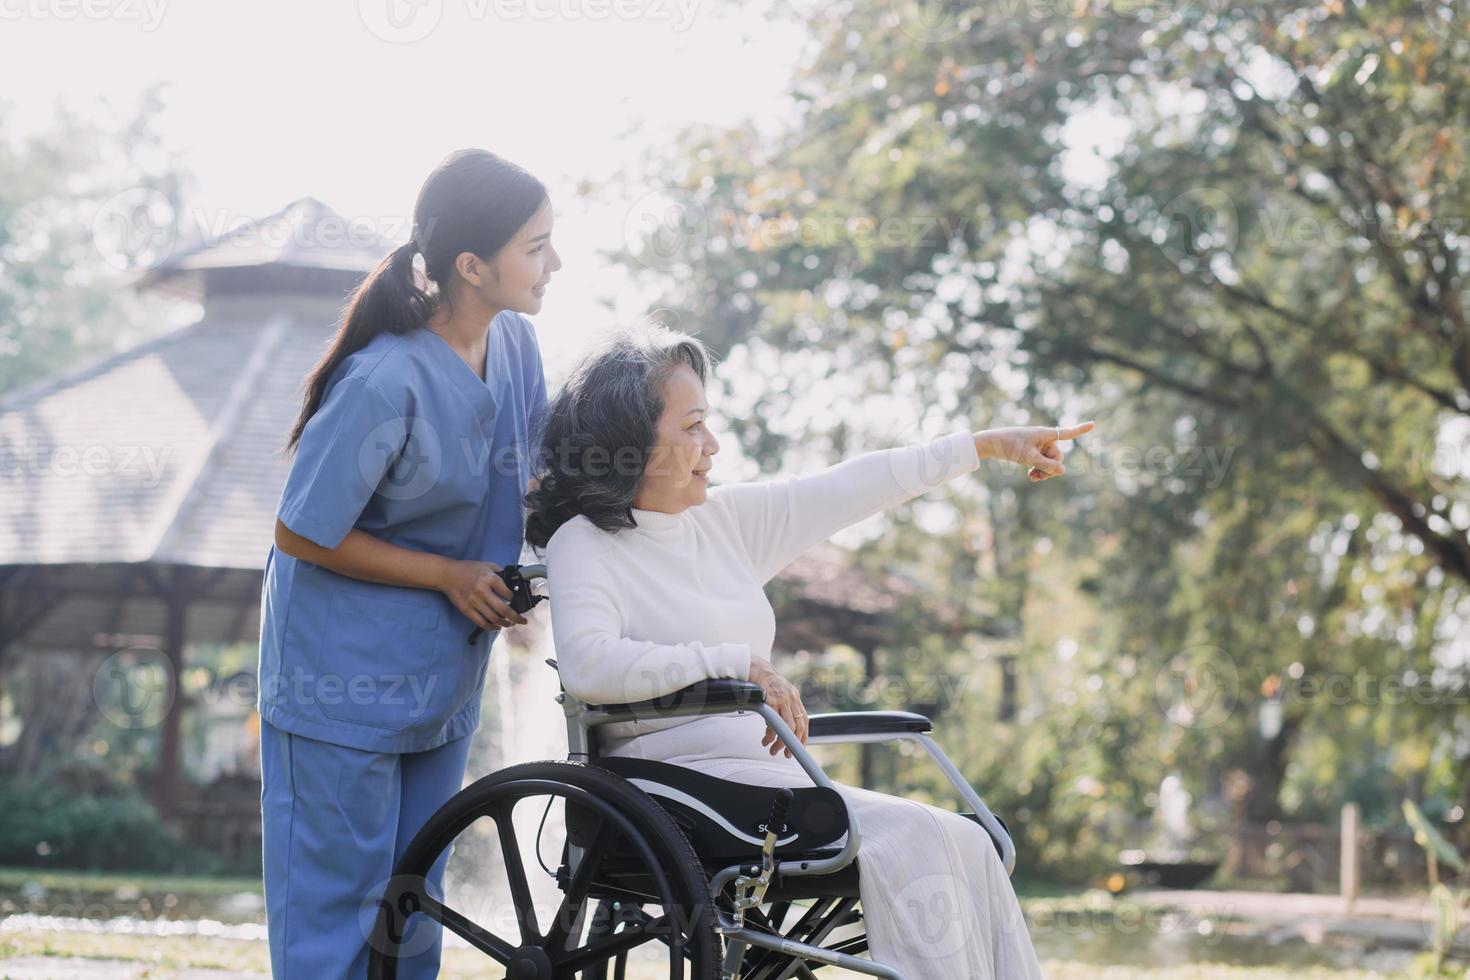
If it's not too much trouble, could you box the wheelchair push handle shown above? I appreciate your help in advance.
[466,563,548,645]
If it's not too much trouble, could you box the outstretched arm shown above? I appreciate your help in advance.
[709,421,1097,583]
[708,429,983,584]
[544,523,753,705]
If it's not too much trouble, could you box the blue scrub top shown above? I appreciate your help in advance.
[257,311,548,753]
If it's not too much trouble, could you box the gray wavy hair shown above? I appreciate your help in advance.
[524,320,716,550]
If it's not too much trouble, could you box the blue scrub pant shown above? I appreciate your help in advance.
[260,719,475,979]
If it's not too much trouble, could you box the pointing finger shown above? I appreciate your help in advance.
[1056,420,1096,441]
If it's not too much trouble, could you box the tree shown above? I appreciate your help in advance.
[0,82,191,398]
[614,0,1469,876]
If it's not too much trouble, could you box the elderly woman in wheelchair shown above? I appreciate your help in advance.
[370,325,1092,979]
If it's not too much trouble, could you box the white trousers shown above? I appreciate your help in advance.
[636,716,1045,980]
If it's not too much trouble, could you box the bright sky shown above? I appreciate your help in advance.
[2,0,1129,482]
[1,0,808,378]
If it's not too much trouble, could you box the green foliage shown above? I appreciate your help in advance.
[1404,799,1469,973]
[1406,798,1469,876]
[0,769,219,873]
[0,83,192,398]
[616,0,1470,881]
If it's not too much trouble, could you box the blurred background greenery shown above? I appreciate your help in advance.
[0,0,1466,974]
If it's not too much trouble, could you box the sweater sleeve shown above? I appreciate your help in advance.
[708,429,981,584]
[544,522,753,705]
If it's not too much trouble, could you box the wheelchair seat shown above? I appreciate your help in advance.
[585,757,1011,904]
[371,572,1026,980]
[591,758,849,860]
[567,757,860,905]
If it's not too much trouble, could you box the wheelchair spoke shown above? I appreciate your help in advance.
[736,912,797,979]
[766,901,791,931]
[806,897,858,940]
[545,816,616,955]
[557,912,669,972]
[416,891,518,965]
[758,898,859,980]
[782,898,837,947]
[495,804,542,943]
[369,763,721,978]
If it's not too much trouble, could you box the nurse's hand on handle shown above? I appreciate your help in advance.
[271,521,529,634]
[749,656,809,759]
[439,561,528,632]
[976,420,1097,483]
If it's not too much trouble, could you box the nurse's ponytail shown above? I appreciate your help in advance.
[286,149,548,455]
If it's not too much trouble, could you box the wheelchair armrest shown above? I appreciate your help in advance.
[585,678,766,720]
[806,710,933,740]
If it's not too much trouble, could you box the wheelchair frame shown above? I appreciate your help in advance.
[372,563,1018,980]
[557,590,1016,978]
[566,684,1017,979]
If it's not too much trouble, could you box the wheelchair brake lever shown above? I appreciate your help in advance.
[759,788,793,859]
[732,788,794,923]
[466,563,548,645]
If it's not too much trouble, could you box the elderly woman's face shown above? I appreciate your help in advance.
[633,362,720,513]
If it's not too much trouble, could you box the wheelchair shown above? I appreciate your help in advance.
[368,564,1017,980]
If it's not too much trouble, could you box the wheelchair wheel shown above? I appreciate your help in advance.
[367,760,719,979]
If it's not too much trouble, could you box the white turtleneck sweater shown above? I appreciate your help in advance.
[542,429,982,761]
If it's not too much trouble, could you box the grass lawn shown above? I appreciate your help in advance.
[0,867,1451,978]
[0,867,261,898]
[0,931,1420,979]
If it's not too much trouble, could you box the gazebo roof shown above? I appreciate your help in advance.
[0,310,338,571]
[0,199,382,650]
[134,197,396,300]
[0,195,963,653]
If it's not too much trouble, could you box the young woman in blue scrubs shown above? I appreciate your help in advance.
[257,148,560,979]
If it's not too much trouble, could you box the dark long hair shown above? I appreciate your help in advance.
[524,323,714,550]
[286,149,548,454]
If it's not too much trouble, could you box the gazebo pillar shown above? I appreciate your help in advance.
[0,197,393,838]
[156,576,189,823]
[859,645,876,788]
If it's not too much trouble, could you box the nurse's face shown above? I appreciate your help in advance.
[632,363,719,514]
[465,198,561,317]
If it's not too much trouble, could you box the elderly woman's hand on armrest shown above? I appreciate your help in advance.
[748,655,809,758]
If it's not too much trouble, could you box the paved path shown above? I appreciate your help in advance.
[0,958,263,979]
[1126,888,1467,954]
